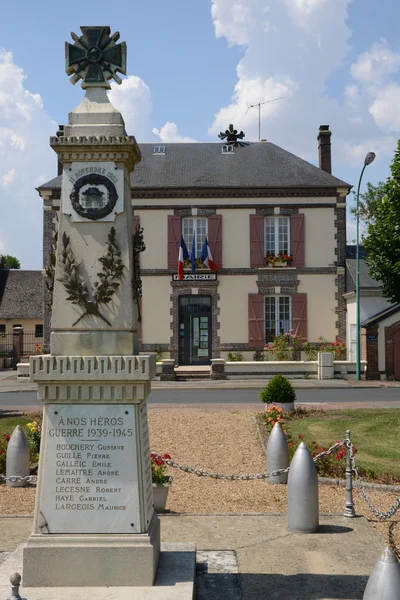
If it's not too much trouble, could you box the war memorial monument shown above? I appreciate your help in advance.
[18,26,195,595]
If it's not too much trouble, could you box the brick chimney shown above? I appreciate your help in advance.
[317,125,332,174]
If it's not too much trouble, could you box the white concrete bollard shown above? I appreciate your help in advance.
[6,425,30,487]
[288,442,319,533]
[363,547,400,600]
[266,422,289,484]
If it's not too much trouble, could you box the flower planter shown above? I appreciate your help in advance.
[267,261,288,268]
[269,401,294,413]
[152,476,172,513]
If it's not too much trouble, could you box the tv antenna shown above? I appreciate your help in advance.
[246,97,283,141]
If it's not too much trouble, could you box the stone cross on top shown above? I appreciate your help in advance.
[65,26,127,88]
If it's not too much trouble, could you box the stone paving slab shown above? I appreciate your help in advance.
[0,514,386,599]
[159,514,383,600]
[0,542,196,600]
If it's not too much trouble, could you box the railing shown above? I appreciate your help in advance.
[21,331,43,355]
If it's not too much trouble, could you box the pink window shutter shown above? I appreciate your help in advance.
[168,216,182,270]
[133,215,140,234]
[208,215,222,268]
[290,214,305,267]
[292,293,307,342]
[250,215,265,268]
[248,294,265,347]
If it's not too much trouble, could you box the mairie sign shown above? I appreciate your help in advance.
[172,274,217,281]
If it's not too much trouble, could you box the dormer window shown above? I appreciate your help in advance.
[153,145,165,155]
[222,145,234,154]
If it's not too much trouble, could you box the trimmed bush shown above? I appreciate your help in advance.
[260,374,296,404]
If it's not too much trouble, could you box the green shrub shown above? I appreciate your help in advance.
[260,374,296,404]
[228,352,243,362]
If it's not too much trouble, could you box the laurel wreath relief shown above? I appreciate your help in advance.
[57,227,124,326]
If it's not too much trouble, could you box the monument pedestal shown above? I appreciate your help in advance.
[23,354,160,587]
[23,517,160,587]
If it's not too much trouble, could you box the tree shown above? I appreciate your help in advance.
[350,181,386,228]
[364,141,400,304]
[1,255,20,269]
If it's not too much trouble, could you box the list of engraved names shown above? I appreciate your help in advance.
[40,405,141,533]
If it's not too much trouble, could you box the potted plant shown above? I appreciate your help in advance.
[265,253,292,267]
[260,374,296,412]
[151,452,172,513]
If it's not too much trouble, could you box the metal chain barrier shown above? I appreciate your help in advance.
[347,440,400,520]
[0,475,38,483]
[0,441,346,484]
[150,440,346,481]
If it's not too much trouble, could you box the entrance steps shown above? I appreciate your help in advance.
[174,366,211,381]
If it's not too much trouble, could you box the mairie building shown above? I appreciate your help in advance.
[38,125,351,366]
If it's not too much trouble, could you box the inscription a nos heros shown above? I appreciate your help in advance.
[48,415,133,513]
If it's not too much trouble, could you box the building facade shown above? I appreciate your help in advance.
[38,126,350,366]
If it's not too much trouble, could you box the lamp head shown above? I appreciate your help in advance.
[364,152,376,166]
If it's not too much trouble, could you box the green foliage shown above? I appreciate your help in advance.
[228,352,243,361]
[350,181,386,229]
[264,331,299,360]
[302,342,318,361]
[2,255,20,269]
[260,374,296,404]
[155,346,165,362]
[288,408,400,481]
[364,142,400,304]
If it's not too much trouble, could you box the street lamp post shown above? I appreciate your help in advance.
[355,151,376,380]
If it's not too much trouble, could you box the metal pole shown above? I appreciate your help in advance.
[344,429,356,518]
[7,573,21,600]
[356,164,366,381]
[258,103,261,142]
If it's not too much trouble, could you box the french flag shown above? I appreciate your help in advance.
[201,235,218,271]
[190,232,196,274]
[178,234,189,280]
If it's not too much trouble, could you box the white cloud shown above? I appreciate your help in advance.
[108,75,153,140]
[369,84,400,132]
[351,40,400,86]
[152,122,197,143]
[1,168,16,187]
[0,50,56,269]
[209,0,399,175]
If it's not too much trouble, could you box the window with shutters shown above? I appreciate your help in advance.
[264,217,290,256]
[265,296,291,341]
[182,217,208,257]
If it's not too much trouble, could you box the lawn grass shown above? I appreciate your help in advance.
[288,408,400,477]
[0,415,33,438]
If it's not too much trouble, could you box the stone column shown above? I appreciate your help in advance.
[23,26,159,588]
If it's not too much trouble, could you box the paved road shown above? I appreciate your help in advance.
[0,387,399,410]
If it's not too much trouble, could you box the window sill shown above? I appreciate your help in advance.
[258,266,296,270]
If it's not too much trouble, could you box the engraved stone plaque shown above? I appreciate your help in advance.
[62,162,124,222]
[38,404,141,533]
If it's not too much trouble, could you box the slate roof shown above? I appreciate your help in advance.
[345,259,379,292]
[361,304,400,327]
[37,142,351,192]
[0,270,43,319]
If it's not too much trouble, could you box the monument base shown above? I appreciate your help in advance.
[23,513,160,587]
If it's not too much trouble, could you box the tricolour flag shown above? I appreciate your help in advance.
[190,231,196,274]
[200,235,218,271]
[178,234,189,280]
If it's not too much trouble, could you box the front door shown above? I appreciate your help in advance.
[179,296,212,365]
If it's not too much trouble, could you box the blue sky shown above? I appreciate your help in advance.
[1,0,400,268]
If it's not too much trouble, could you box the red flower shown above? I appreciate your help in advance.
[298,434,304,439]
[3,434,10,442]
[163,453,171,460]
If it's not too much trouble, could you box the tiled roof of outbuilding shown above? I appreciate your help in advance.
[37,142,351,191]
[0,270,43,319]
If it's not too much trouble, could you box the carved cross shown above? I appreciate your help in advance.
[65,26,127,88]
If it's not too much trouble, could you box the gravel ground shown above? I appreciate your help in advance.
[0,407,398,555]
